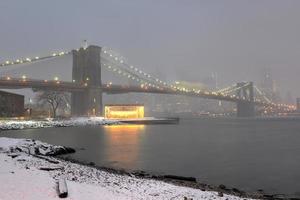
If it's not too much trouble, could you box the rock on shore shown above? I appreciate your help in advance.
[0,137,75,156]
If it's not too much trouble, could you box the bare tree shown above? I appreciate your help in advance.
[36,91,70,118]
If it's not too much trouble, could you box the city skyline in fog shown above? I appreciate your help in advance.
[1,0,300,100]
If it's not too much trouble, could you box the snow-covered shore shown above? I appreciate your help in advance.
[0,137,254,200]
[0,117,119,130]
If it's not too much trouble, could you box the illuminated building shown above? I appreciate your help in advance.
[105,104,144,119]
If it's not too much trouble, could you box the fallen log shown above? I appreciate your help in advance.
[58,178,68,198]
[163,175,197,182]
[39,166,63,171]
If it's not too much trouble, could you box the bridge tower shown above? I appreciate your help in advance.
[71,45,103,116]
[236,82,255,117]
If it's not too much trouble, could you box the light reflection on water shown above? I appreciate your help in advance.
[103,125,145,168]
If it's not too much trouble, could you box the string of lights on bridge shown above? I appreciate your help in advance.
[215,84,238,94]
[100,47,295,110]
[0,50,71,67]
[101,48,256,101]
[254,86,272,103]
[0,44,286,109]
[101,47,226,95]
[101,59,161,90]
[101,48,171,90]
[0,49,73,86]
[0,45,296,111]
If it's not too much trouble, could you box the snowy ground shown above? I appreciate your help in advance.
[0,117,119,130]
[0,137,253,200]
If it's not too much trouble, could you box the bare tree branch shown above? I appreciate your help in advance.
[36,91,70,118]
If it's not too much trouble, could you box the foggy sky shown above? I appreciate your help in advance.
[0,0,300,99]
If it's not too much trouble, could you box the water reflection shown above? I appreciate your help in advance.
[103,125,145,169]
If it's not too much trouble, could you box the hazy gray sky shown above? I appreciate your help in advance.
[0,0,300,98]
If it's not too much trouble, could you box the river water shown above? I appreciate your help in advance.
[1,118,300,196]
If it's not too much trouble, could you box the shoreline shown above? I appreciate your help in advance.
[0,137,256,200]
[2,116,300,131]
[0,117,120,131]
[0,117,178,131]
[60,156,292,200]
[59,156,263,199]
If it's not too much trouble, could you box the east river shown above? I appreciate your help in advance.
[1,118,300,197]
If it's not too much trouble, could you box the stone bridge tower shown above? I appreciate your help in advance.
[71,45,103,116]
[236,82,255,117]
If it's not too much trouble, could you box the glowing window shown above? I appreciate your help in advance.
[105,104,144,119]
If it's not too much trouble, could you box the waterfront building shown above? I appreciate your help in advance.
[104,104,144,119]
[0,90,24,117]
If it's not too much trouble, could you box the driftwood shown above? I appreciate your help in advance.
[58,178,68,198]
[39,166,63,171]
[164,175,197,182]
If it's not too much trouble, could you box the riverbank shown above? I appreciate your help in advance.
[0,117,119,130]
[0,137,255,200]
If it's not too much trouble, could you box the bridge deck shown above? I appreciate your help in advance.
[0,78,273,106]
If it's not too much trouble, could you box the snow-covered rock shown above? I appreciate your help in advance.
[0,137,75,156]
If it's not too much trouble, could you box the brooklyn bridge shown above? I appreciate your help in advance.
[0,45,295,117]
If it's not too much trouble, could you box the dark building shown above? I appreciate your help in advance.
[0,91,24,117]
[297,98,300,111]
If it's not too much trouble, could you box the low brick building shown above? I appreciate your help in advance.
[0,91,24,117]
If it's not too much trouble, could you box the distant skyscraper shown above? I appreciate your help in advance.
[261,68,274,91]
[202,72,217,90]
[260,67,280,102]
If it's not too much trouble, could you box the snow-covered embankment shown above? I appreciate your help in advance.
[0,137,253,200]
[0,117,119,130]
